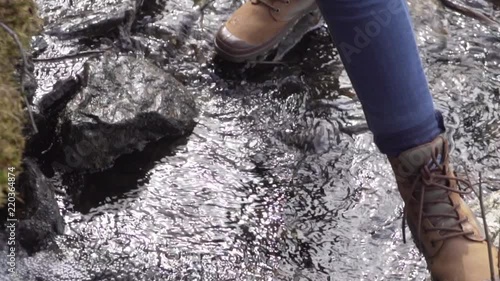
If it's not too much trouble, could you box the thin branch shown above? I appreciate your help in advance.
[0,21,38,133]
[439,0,499,26]
[478,172,496,281]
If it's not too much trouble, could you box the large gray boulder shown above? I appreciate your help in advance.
[57,53,197,171]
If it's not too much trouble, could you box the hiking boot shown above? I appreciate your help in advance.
[214,0,317,62]
[389,135,500,281]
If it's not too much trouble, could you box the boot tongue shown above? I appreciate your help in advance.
[397,136,445,175]
[399,137,462,232]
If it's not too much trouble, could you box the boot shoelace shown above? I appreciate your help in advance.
[251,0,291,13]
[402,145,475,247]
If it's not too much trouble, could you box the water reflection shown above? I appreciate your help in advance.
[9,0,500,280]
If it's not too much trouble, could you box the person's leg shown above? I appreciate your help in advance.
[315,0,499,279]
[317,0,443,157]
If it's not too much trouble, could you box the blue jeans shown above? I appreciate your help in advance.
[315,0,445,156]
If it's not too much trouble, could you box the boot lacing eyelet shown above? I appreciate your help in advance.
[401,140,478,250]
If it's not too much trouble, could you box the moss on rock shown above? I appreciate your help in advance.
[0,0,42,207]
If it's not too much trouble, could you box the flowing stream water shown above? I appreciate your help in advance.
[4,0,500,280]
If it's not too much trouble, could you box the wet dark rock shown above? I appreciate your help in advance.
[22,112,53,160]
[16,158,64,255]
[32,35,49,57]
[37,76,83,118]
[131,34,176,65]
[22,61,39,105]
[0,231,29,276]
[16,0,500,279]
[56,53,197,171]
[143,12,199,45]
[138,0,167,18]
[63,136,186,214]
[280,118,341,154]
[45,0,142,41]
[23,77,83,159]
[141,0,200,46]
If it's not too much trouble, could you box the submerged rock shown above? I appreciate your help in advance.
[45,0,142,41]
[143,9,200,46]
[138,0,205,44]
[16,158,64,255]
[57,53,197,171]
[24,76,83,159]
[36,76,83,117]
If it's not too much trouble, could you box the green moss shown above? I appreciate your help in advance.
[0,0,42,208]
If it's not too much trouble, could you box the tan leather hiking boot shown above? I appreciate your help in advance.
[214,0,317,62]
[389,135,500,281]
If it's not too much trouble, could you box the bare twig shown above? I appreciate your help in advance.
[0,21,38,133]
[478,172,496,281]
[439,0,499,26]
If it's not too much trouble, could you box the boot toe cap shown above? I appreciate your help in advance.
[214,26,258,62]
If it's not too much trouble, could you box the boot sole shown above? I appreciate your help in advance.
[214,5,321,63]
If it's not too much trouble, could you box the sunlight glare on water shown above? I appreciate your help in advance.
[7,0,500,280]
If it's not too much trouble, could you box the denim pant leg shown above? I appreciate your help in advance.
[315,0,445,156]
